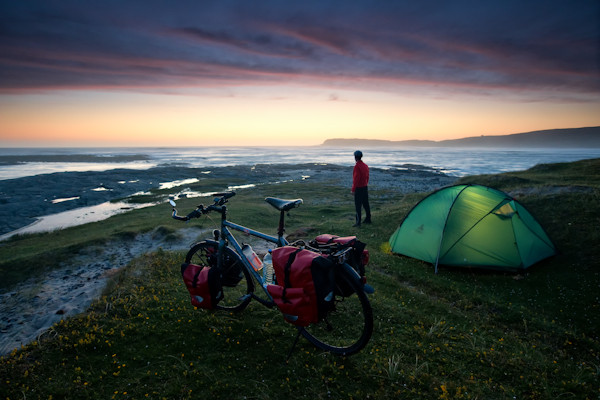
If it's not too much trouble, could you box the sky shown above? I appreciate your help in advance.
[1,0,599,147]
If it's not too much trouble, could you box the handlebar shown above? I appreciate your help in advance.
[171,191,236,221]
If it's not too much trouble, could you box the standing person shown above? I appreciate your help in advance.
[351,150,371,227]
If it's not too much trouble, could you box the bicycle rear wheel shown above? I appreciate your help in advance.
[185,240,253,312]
[300,265,373,356]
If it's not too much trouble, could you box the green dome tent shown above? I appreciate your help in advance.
[389,184,556,273]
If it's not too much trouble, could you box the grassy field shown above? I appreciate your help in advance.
[1,159,599,399]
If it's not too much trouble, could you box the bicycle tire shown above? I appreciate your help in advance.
[299,265,373,356]
[185,240,253,312]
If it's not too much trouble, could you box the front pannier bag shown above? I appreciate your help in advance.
[267,246,335,326]
[181,263,224,309]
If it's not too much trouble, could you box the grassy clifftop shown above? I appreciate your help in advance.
[1,158,599,399]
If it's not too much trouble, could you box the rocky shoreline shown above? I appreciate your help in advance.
[0,163,455,236]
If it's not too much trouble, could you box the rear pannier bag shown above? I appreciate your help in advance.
[312,234,369,268]
[267,246,335,326]
[181,263,223,309]
[311,234,369,296]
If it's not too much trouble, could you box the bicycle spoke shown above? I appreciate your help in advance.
[185,240,253,312]
[300,267,372,356]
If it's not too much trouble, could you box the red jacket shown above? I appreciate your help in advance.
[352,160,369,192]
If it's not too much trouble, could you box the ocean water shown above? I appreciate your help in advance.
[2,146,599,180]
[1,146,599,238]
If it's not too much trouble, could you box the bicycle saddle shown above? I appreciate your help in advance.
[265,197,303,212]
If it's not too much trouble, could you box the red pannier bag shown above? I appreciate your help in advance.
[312,234,369,270]
[181,263,223,309]
[311,234,369,297]
[267,246,334,326]
[314,234,356,245]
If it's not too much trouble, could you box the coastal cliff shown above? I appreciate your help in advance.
[323,126,600,148]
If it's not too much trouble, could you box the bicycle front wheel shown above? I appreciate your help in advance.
[185,240,253,312]
[300,265,373,356]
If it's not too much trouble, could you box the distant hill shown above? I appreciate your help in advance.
[322,126,600,148]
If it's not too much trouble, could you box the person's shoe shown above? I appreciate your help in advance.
[352,223,361,227]
[363,218,372,224]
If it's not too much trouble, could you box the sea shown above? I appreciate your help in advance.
[1,146,599,238]
[3,146,600,179]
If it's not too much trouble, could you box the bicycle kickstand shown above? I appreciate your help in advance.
[286,329,303,362]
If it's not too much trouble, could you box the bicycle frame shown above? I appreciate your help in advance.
[212,203,288,299]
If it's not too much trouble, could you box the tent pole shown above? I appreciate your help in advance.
[433,185,470,274]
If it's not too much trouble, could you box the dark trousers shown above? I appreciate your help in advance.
[354,186,371,225]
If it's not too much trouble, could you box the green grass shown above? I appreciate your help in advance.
[1,159,599,399]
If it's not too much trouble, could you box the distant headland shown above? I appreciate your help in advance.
[322,126,600,148]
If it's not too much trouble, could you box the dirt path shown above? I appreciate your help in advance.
[0,227,208,356]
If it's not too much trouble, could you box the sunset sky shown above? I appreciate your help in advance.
[1,1,599,147]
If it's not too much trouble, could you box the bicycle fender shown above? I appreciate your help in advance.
[189,238,218,249]
[339,262,360,281]
[339,263,375,295]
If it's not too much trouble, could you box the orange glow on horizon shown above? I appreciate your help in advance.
[1,87,599,147]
